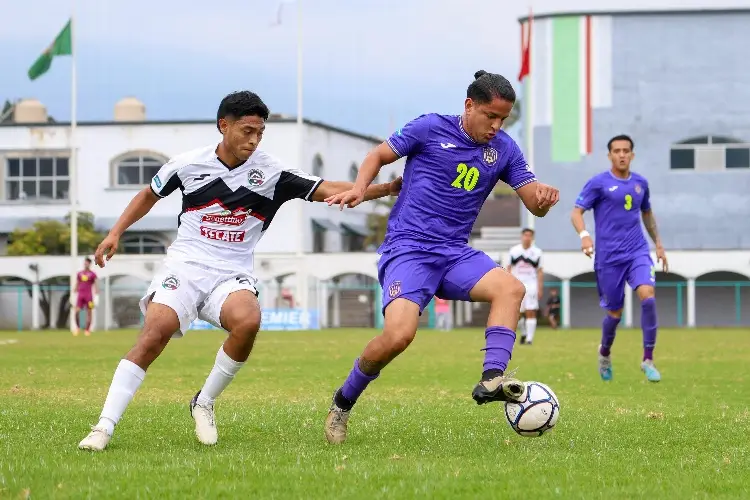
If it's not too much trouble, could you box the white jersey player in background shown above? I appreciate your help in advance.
[78,91,402,452]
[506,228,544,345]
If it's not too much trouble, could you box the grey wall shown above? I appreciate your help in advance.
[534,12,750,252]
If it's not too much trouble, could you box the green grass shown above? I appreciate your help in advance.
[1,327,749,499]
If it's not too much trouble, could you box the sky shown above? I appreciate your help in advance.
[2,0,747,138]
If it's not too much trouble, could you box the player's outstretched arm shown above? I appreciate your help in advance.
[325,143,400,210]
[94,187,160,267]
[641,209,668,271]
[515,182,560,217]
[313,176,401,205]
[571,207,595,258]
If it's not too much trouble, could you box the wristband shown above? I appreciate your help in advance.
[579,230,590,239]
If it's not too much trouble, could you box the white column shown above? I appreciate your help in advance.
[687,278,696,328]
[332,284,341,327]
[31,283,40,330]
[465,301,473,325]
[104,276,112,331]
[455,299,463,327]
[624,284,633,328]
[320,281,328,328]
[561,279,571,328]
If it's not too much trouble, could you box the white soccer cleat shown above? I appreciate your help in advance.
[190,391,218,445]
[78,427,111,451]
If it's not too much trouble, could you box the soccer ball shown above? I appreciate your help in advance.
[504,381,560,437]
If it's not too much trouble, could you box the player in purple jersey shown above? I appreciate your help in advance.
[73,257,98,337]
[571,135,668,383]
[322,70,560,444]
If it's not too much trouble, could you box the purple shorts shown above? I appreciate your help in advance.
[76,294,94,310]
[595,254,655,311]
[378,244,499,314]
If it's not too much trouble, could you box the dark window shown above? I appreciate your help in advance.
[670,149,695,170]
[725,148,750,169]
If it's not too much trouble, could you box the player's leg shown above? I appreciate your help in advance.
[191,279,261,445]
[73,305,82,336]
[437,248,527,405]
[522,283,539,345]
[78,266,201,451]
[84,301,94,336]
[548,311,559,330]
[628,257,660,382]
[325,249,440,444]
[595,264,628,381]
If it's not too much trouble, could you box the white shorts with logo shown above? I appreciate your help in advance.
[139,259,259,338]
[519,280,539,312]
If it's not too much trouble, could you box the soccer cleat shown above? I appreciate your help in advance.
[598,347,613,381]
[190,391,218,445]
[519,336,527,345]
[84,330,91,337]
[78,427,111,451]
[472,370,526,405]
[72,326,80,336]
[324,393,351,445]
[641,360,661,382]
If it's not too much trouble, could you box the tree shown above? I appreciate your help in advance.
[365,197,396,249]
[7,211,104,328]
[503,100,522,130]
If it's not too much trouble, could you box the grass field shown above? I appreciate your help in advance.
[1,327,749,499]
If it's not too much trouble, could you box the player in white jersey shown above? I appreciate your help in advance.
[78,91,401,452]
[506,228,544,345]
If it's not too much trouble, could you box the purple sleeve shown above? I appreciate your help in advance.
[641,183,651,211]
[499,141,537,190]
[575,177,600,211]
[386,114,432,158]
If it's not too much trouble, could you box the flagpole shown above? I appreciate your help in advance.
[524,12,535,231]
[295,0,308,312]
[69,5,79,331]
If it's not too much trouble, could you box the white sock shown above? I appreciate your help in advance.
[97,359,146,435]
[196,346,245,407]
[526,318,538,342]
[519,317,526,335]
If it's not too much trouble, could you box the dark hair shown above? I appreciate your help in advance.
[521,228,535,235]
[607,134,634,152]
[467,70,516,104]
[216,91,270,131]
[84,257,92,263]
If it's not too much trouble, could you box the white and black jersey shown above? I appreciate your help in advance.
[150,144,322,274]
[507,244,543,283]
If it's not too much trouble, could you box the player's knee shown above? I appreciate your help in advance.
[382,326,416,354]
[228,315,261,341]
[637,285,655,301]
[607,310,623,319]
[500,275,526,304]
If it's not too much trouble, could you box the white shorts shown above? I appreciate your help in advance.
[139,259,259,338]
[519,281,539,312]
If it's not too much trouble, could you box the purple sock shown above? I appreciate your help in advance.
[599,315,620,357]
[641,297,658,361]
[340,358,379,403]
[481,326,516,372]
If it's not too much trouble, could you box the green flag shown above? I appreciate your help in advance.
[28,20,72,81]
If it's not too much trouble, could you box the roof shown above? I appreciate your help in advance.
[519,6,750,23]
[0,116,383,144]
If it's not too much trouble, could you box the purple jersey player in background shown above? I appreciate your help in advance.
[571,134,668,383]
[74,257,98,337]
[322,70,560,444]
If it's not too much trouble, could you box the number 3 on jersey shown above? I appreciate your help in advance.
[624,194,633,211]
[452,163,479,191]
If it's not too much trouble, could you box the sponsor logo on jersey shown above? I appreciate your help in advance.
[153,175,162,188]
[483,147,498,166]
[248,169,265,186]
[201,208,249,226]
[388,280,401,298]
[200,226,246,242]
[635,184,642,194]
[162,275,180,290]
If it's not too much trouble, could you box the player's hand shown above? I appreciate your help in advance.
[325,188,366,211]
[581,236,595,258]
[536,183,560,210]
[95,233,120,267]
[656,245,668,272]
[388,176,403,196]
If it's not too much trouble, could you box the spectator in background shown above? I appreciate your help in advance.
[73,257,98,336]
[435,297,452,331]
[545,288,561,330]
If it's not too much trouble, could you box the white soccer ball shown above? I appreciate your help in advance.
[504,381,560,437]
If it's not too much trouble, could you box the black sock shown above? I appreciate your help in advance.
[334,388,355,411]
[482,369,504,381]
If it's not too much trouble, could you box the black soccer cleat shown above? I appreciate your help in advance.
[472,373,526,405]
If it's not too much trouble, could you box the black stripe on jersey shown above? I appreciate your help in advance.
[275,171,322,202]
[178,178,282,232]
[510,256,541,268]
[153,173,184,198]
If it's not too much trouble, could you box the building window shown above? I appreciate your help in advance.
[113,153,167,186]
[5,156,69,201]
[312,227,326,253]
[121,235,167,254]
[670,135,749,171]
[341,222,367,252]
[349,163,359,182]
[312,154,324,177]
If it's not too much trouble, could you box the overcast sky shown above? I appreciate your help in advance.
[1,0,747,137]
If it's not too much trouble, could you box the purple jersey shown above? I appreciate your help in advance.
[76,270,97,298]
[575,171,651,266]
[381,114,536,249]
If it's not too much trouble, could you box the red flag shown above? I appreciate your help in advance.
[518,11,533,81]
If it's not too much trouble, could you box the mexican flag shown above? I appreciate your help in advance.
[519,14,613,163]
[28,20,72,81]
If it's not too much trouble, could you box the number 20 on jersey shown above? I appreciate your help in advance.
[452,163,479,191]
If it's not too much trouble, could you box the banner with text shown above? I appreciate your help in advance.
[188,309,320,331]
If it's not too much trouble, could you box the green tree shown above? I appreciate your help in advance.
[503,100,522,129]
[365,197,396,248]
[7,211,104,328]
